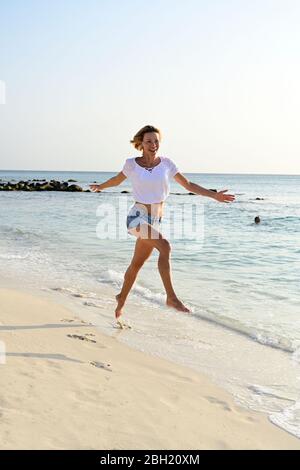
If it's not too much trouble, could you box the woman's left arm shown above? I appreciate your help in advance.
[173,173,235,203]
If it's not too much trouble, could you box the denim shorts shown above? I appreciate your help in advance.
[126,204,162,232]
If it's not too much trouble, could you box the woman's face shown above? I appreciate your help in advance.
[141,132,160,154]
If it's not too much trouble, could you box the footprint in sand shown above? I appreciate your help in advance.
[115,319,132,330]
[205,396,232,412]
[90,361,112,372]
[83,301,103,308]
[76,318,93,325]
[67,334,96,343]
[61,318,92,325]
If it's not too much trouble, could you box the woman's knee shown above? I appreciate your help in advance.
[159,239,171,256]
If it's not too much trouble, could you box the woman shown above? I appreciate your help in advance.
[90,125,235,320]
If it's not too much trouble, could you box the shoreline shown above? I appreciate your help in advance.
[0,284,299,449]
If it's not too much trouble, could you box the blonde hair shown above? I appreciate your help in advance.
[130,125,162,151]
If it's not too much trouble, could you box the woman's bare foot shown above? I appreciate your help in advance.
[166,296,190,313]
[115,293,126,319]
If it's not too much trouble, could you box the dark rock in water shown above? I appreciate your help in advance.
[255,197,264,200]
[85,189,91,192]
[121,190,129,193]
[66,184,83,192]
[68,179,77,182]
[51,182,64,191]
[170,192,194,195]
[0,179,85,192]
[39,183,53,191]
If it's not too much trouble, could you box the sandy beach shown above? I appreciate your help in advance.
[0,285,299,450]
[2,0,300,451]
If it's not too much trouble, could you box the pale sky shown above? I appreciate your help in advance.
[0,0,300,174]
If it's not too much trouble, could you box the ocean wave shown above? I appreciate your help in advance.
[270,401,300,439]
[188,306,296,354]
[0,253,30,260]
[271,216,300,222]
[95,270,297,354]
[244,384,300,439]
[248,384,295,402]
[97,269,166,307]
[0,225,43,241]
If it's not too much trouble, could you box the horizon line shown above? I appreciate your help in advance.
[0,169,299,177]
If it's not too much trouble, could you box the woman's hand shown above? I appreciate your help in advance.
[213,189,235,203]
[89,184,102,192]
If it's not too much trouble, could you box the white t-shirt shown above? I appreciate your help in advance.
[122,156,179,204]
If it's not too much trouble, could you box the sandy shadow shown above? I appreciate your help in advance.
[6,352,83,363]
[0,323,88,331]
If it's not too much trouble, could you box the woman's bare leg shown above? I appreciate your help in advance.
[155,243,190,312]
[115,224,189,319]
[115,237,154,318]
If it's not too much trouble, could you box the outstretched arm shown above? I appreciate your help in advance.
[89,171,127,192]
[173,172,235,203]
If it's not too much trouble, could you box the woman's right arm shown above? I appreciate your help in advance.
[89,171,127,192]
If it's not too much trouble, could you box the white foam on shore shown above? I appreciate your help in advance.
[270,402,300,439]
[97,269,166,307]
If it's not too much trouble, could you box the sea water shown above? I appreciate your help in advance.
[0,169,300,438]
